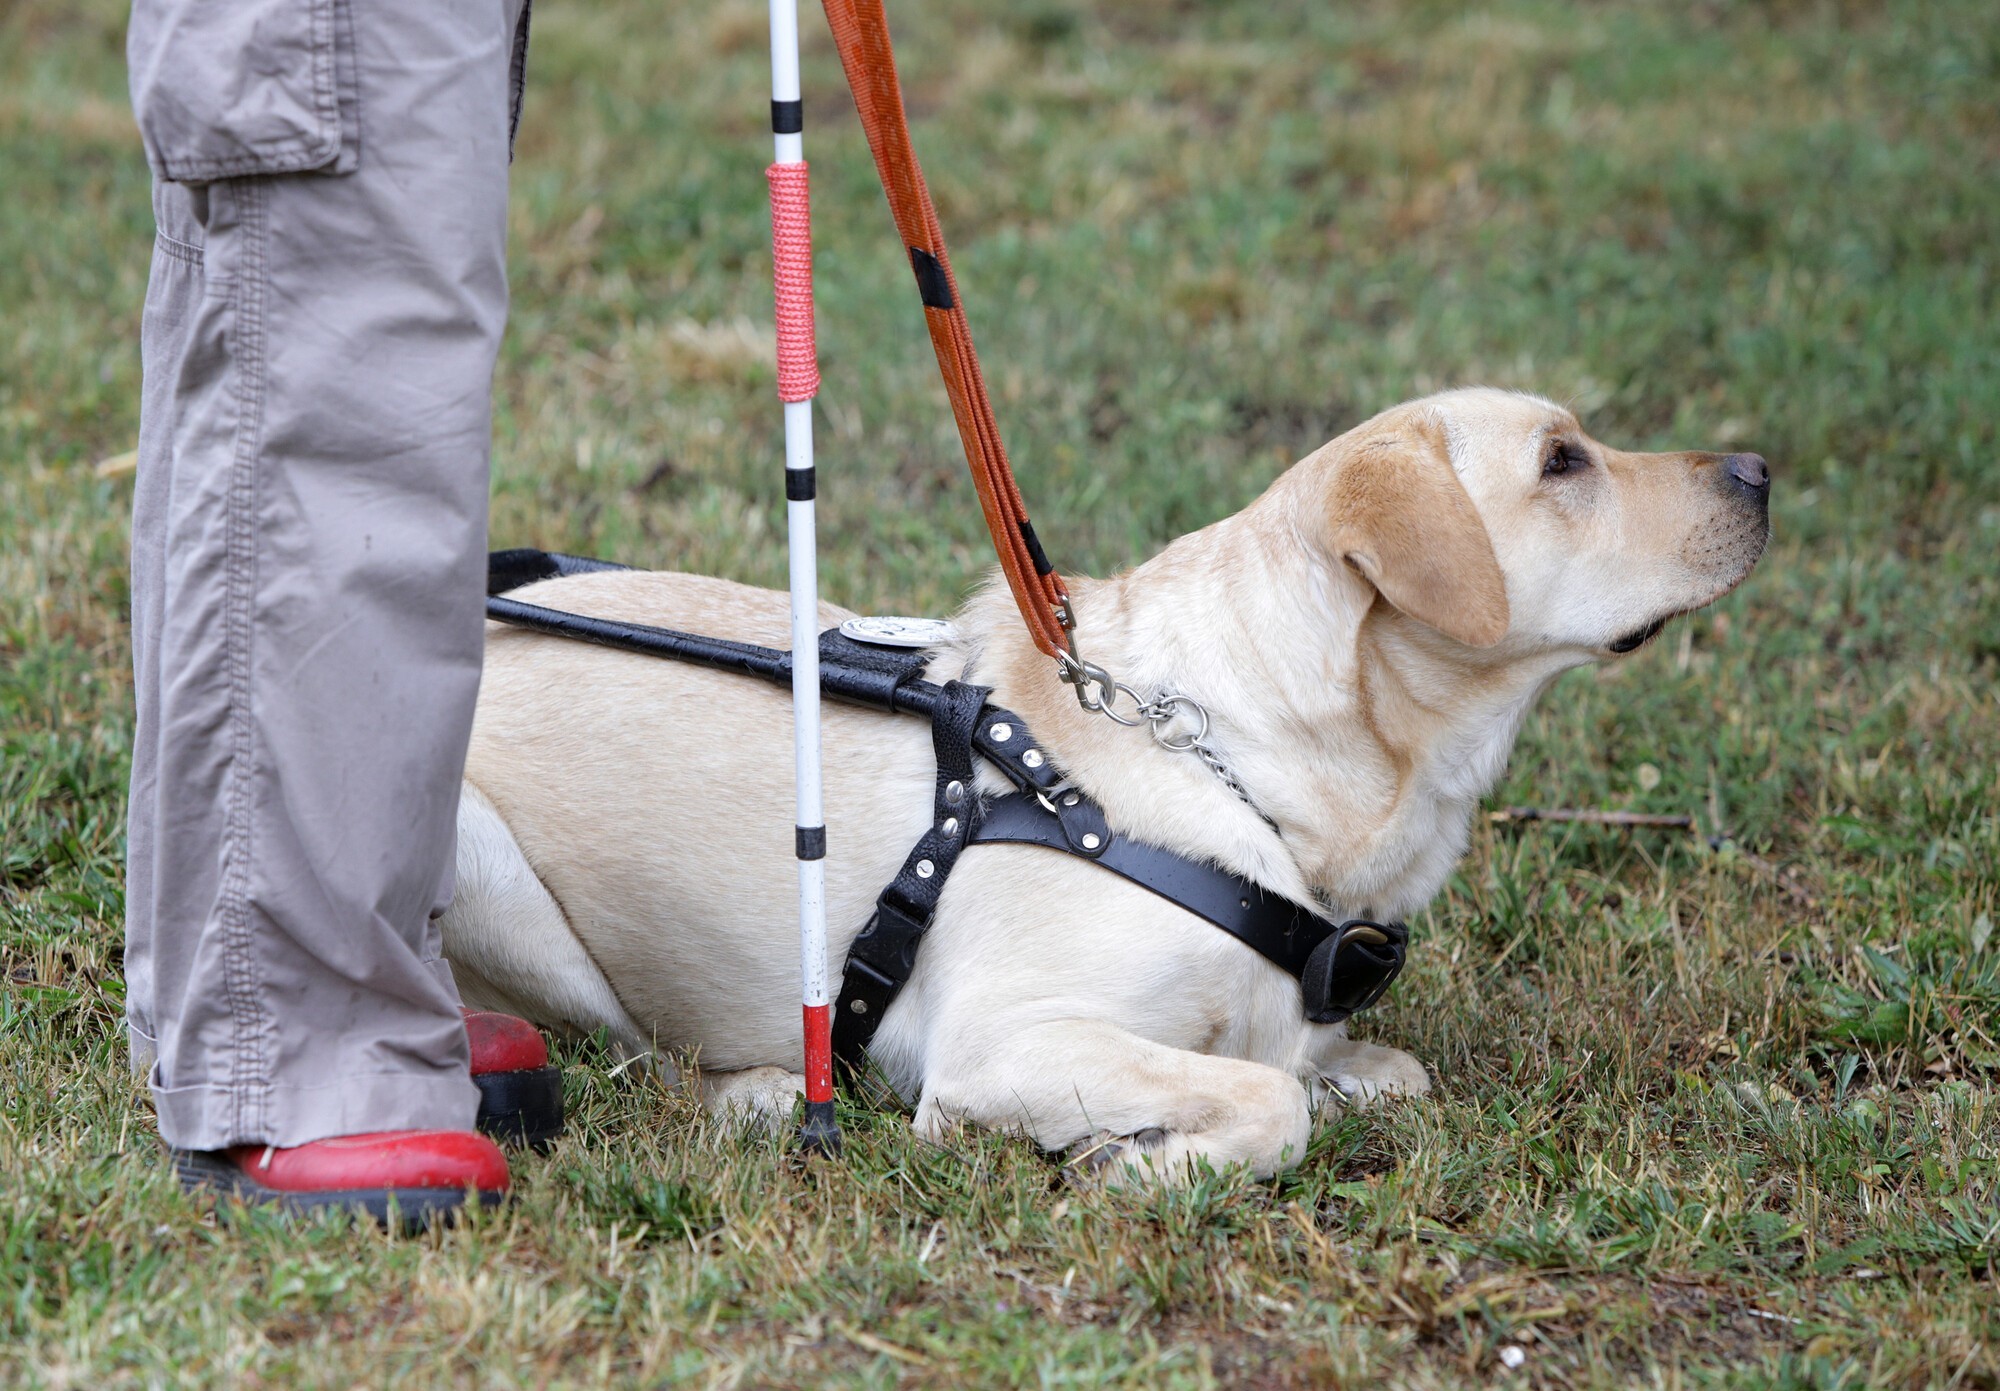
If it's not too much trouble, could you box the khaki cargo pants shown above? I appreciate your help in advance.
[126,0,531,1149]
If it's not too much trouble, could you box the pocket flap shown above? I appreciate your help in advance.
[128,0,352,182]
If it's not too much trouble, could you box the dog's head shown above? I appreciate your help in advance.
[1299,388,1770,657]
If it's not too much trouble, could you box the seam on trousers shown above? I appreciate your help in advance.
[310,0,339,153]
[154,141,338,185]
[154,231,204,266]
[218,178,276,1142]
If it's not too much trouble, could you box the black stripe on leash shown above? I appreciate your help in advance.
[908,247,955,309]
[1019,520,1054,576]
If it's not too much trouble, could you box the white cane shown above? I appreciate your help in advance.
[765,0,840,1153]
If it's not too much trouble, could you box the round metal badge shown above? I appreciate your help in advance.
[838,616,959,649]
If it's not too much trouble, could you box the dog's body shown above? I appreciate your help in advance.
[441,389,1770,1180]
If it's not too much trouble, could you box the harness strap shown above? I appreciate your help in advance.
[488,546,632,592]
[818,0,1075,662]
[828,688,1113,1063]
[971,793,1408,1025]
[832,678,989,1060]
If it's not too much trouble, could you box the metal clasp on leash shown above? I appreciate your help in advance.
[1056,647,1145,725]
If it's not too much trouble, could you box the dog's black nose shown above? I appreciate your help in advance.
[1723,452,1769,492]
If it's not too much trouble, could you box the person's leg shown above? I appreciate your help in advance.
[127,0,529,1151]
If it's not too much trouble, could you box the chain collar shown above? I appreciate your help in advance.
[1056,653,1281,835]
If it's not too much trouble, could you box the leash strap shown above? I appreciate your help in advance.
[819,0,1075,662]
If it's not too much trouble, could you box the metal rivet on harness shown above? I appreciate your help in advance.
[1063,792,1080,807]
[990,722,1012,741]
[945,780,965,805]
[1023,748,1044,768]
[850,999,867,1013]
[942,817,960,838]
[1081,832,1101,850]
[916,859,935,878]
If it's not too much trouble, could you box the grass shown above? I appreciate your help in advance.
[3,0,1997,1384]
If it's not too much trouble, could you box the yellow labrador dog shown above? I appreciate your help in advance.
[440,388,1770,1182]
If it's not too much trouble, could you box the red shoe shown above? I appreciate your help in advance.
[465,1009,564,1147]
[175,1130,509,1228]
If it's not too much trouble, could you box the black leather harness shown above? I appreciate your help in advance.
[487,550,1409,1067]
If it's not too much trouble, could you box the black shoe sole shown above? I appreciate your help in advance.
[173,1150,504,1231]
[473,1065,564,1148]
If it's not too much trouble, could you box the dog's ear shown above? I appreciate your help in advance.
[1315,418,1510,648]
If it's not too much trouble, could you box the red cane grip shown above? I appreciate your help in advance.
[767,162,820,403]
[802,1002,835,1103]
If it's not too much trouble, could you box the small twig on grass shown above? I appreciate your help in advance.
[1745,1308,1804,1326]
[632,455,680,494]
[831,1322,930,1367]
[1491,807,1820,906]
[1489,807,1696,830]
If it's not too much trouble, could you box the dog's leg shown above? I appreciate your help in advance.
[1309,1031,1431,1106]
[695,1067,806,1132]
[912,1020,1312,1186]
[441,781,658,1066]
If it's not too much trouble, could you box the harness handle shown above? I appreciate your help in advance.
[820,0,1076,663]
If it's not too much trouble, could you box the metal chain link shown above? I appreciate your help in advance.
[1055,653,1280,833]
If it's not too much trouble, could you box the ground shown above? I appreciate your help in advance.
[2,0,1996,1386]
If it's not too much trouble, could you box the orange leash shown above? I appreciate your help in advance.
[820,0,1077,665]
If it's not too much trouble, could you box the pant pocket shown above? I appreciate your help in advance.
[128,0,360,183]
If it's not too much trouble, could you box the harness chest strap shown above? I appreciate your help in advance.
[832,681,1410,1065]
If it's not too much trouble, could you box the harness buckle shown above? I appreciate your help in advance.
[1300,920,1409,1025]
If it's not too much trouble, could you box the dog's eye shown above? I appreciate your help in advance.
[1543,442,1589,477]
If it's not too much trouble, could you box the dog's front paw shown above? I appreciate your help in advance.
[1064,1127,1172,1186]
[1319,1042,1431,1107]
[697,1066,807,1133]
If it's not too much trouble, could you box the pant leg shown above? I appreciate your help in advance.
[125,180,200,1080]
[126,0,527,1150]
